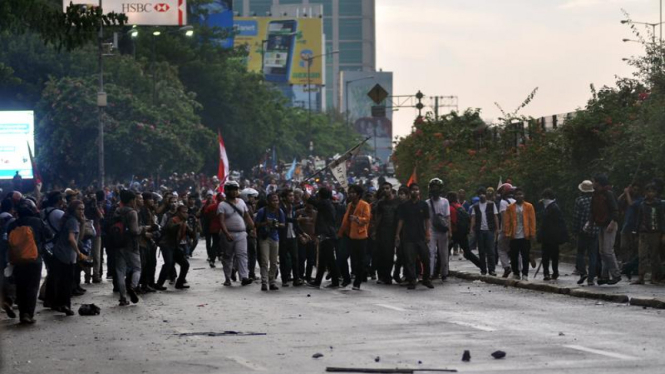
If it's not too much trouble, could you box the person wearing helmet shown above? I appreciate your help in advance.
[426,178,452,282]
[218,181,255,286]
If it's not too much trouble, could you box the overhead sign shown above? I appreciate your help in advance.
[63,0,188,26]
[234,17,323,85]
[0,111,34,180]
[367,84,389,105]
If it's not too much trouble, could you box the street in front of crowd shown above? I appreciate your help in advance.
[2,249,664,374]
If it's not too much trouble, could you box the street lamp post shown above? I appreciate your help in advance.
[97,0,106,188]
[344,75,374,126]
[621,20,665,45]
[305,50,339,154]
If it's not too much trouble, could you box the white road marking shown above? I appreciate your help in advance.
[227,356,267,371]
[564,345,638,360]
[448,320,496,332]
[375,303,407,312]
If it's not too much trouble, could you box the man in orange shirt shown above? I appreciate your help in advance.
[503,188,536,280]
[338,185,371,290]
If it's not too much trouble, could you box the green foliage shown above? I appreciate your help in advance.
[0,0,127,51]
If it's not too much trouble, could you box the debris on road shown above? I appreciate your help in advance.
[176,331,266,337]
[78,304,101,316]
[313,353,324,359]
[374,356,380,362]
[462,350,471,362]
[491,350,506,359]
[325,367,457,373]
[558,332,565,336]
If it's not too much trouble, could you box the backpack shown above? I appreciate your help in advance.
[429,199,449,233]
[107,213,130,249]
[455,205,471,235]
[8,225,39,264]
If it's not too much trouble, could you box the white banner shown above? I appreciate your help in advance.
[330,159,348,190]
[63,0,187,26]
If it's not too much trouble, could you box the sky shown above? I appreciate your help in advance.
[376,0,660,138]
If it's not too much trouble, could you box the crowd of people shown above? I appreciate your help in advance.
[1,170,664,325]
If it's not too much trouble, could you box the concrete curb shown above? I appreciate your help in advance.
[448,270,658,308]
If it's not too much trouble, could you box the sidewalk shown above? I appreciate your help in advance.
[447,251,665,309]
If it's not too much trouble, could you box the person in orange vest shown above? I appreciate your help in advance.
[338,184,371,290]
[503,188,536,281]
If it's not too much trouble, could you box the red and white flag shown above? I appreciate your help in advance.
[217,129,229,185]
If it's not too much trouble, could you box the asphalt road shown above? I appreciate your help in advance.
[2,251,664,374]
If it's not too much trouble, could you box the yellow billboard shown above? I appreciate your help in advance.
[234,17,323,85]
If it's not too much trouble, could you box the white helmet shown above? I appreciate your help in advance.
[240,188,259,202]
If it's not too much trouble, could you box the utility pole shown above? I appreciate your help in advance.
[97,0,106,188]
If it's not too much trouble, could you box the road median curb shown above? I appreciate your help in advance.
[629,297,665,309]
[451,270,630,304]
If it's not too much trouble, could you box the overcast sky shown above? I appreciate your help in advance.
[376,0,659,138]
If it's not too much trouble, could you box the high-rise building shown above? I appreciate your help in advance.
[233,0,376,111]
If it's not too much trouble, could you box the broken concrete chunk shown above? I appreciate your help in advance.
[462,350,471,362]
[313,353,324,359]
[491,350,506,359]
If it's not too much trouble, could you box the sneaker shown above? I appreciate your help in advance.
[502,268,512,278]
[587,278,596,286]
[607,276,622,285]
[352,286,361,290]
[153,284,167,291]
[281,282,290,287]
[631,278,645,285]
[407,283,416,290]
[422,281,434,289]
[597,278,608,285]
[324,283,339,289]
[127,287,140,304]
[512,274,521,280]
[209,261,216,269]
[293,280,304,287]
[2,303,16,319]
[223,279,232,287]
[552,273,559,280]
[307,282,321,288]
[269,284,279,291]
[489,271,497,276]
[480,271,487,275]
[119,298,130,307]
[19,313,35,325]
[392,274,401,284]
[241,278,253,286]
[341,281,351,288]
[543,275,551,281]
[261,284,268,291]
[175,283,190,289]
[522,275,529,281]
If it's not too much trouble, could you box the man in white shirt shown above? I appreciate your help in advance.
[218,181,255,287]
[426,178,452,281]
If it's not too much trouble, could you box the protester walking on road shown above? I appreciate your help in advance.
[395,183,434,290]
[373,182,400,285]
[255,193,285,291]
[572,180,600,286]
[470,188,499,276]
[310,187,341,288]
[155,204,192,291]
[537,188,568,280]
[219,181,254,287]
[632,183,664,285]
[503,188,536,281]
[338,184,371,290]
[426,178,451,281]
[589,174,622,285]
[112,190,146,306]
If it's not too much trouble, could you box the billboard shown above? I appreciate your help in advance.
[0,111,34,180]
[195,0,233,48]
[234,17,323,85]
[341,71,394,163]
[63,0,187,26]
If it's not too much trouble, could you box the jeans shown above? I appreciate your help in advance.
[576,234,599,280]
[258,238,279,285]
[598,226,621,279]
[206,232,221,263]
[315,239,340,286]
[92,236,102,280]
[349,238,368,288]
[429,231,450,277]
[403,240,430,284]
[222,232,249,280]
[449,232,483,270]
[247,235,257,277]
[279,237,300,283]
[509,239,530,276]
[336,237,351,284]
[298,240,316,281]
[541,242,559,276]
[115,248,141,299]
[497,234,511,270]
[52,260,74,309]
[476,230,495,273]
[638,232,662,281]
[13,261,42,317]
[375,232,396,282]
[157,245,189,286]
[140,243,158,287]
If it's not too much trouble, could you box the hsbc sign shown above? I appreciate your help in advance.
[63,0,187,26]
